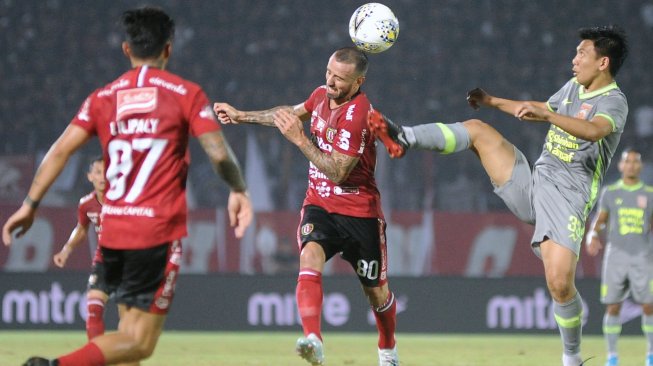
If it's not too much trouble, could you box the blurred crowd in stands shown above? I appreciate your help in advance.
[2,0,653,211]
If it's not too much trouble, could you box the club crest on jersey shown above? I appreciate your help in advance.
[301,223,314,236]
[637,195,648,209]
[326,128,337,143]
[575,103,593,120]
[116,87,158,121]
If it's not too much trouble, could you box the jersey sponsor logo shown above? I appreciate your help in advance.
[337,129,352,151]
[102,204,155,217]
[333,186,359,195]
[314,136,332,152]
[345,104,356,121]
[300,223,314,236]
[563,98,572,105]
[316,181,332,198]
[357,129,367,154]
[148,77,188,95]
[116,87,158,121]
[97,79,130,97]
[575,102,593,120]
[314,117,326,133]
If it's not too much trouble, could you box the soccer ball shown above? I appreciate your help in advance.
[348,3,399,53]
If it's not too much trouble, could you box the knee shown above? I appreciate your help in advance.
[546,277,574,302]
[132,341,157,360]
[462,119,488,134]
[364,286,389,308]
[299,243,325,268]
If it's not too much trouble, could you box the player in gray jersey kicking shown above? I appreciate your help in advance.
[586,148,653,366]
[368,25,628,366]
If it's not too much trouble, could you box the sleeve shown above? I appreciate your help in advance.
[303,86,325,114]
[594,93,628,133]
[332,101,369,157]
[188,88,221,137]
[546,79,573,112]
[77,202,91,228]
[70,94,97,135]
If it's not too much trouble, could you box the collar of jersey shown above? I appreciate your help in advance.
[617,179,643,191]
[572,77,618,100]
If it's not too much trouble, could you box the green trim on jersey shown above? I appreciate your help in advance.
[436,123,456,154]
[584,139,605,218]
[573,78,619,100]
[595,112,617,131]
[546,101,555,112]
[609,179,644,192]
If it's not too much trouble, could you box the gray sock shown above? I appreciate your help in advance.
[554,292,583,356]
[406,122,470,153]
[643,313,653,354]
[603,313,621,355]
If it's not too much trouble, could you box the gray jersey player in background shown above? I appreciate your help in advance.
[368,25,629,366]
[586,148,653,366]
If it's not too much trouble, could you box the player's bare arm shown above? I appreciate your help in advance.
[273,108,358,184]
[467,87,547,115]
[2,125,90,246]
[213,102,309,127]
[585,210,609,257]
[197,130,247,192]
[517,104,613,141]
[53,223,89,267]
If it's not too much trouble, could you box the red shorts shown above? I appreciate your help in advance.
[101,241,182,315]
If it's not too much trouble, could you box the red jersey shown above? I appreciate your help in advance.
[302,86,382,218]
[71,66,220,249]
[78,190,103,264]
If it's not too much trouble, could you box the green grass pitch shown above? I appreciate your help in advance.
[0,331,647,365]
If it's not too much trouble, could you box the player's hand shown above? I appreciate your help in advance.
[514,102,549,122]
[228,191,252,239]
[53,247,71,268]
[273,108,306,147]
[2,205,36,246]
[467,88,490,110]
[585,238,603,256]
[213,102,240,125]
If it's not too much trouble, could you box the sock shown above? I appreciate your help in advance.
[373,291,396,349]
[406,122,470,153]
[603,313,621,356]
[643,313,653,354]
[296,268,323,340]
[86,299,105,340]
[56,342,105,366]
[554,292,583,356]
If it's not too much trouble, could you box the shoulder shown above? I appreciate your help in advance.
[78,191,96,207]
[149,69,203,98]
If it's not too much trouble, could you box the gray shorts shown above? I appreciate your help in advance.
[494,147,587,257]
[601,249,653,304]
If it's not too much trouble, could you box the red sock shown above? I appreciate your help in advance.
[296,268,323,339]
[57,342,105,366]
[373,291,396,349]
[86,299,105,340]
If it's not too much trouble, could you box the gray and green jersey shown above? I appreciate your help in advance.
[598,180,653,304]
[537,78,628,218]
[598,180,653,256]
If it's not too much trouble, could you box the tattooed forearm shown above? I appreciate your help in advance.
[240,106,293,126]
[297,141,357,184]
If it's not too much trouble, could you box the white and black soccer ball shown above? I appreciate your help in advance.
[348,3,399,54]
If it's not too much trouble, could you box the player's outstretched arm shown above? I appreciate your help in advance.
[467,88,547,117]
[53,223,89,267]
[213,102,302,127]
[2,125,90,246]
[197,130,252,238]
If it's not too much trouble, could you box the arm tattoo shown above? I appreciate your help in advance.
[298,141,358,184]
[198,132,247,192]
[240,106,293,127]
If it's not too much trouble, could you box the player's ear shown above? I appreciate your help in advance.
[163,42,172,59]
[356,75,366,87]
[122,42,131,58]
[599,55,610,72]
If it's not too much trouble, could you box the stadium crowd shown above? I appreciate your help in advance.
[2,0,653,211]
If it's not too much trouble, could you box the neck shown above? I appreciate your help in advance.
[622,177,640,186]
[583,73,614,92]
[131,58,166,70]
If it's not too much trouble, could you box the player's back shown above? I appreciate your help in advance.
[72,66,220,249]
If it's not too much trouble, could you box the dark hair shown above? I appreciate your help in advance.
[121,7,175,59]
[620,147,641,161]
[88,155,103,172]
[333,47,369,76]
[578,25,628,77]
